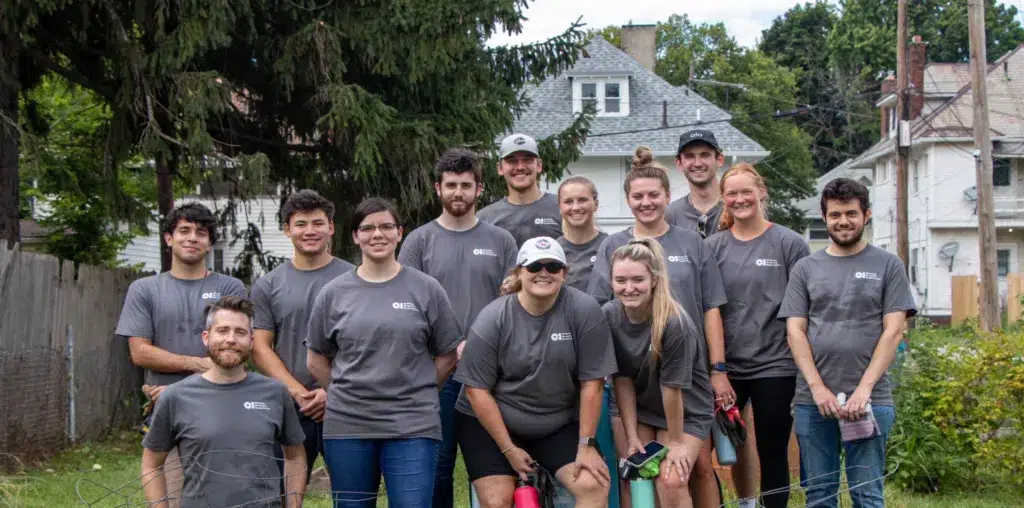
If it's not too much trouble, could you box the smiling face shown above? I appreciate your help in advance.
[519,259,566,299]
[612,259,654,311]
[498,152,543,192]
[722,172,767,223]
[164,219,212,266]
[353,210,403,262]
[627,178,670,228]
[824,199,871,247]
[202,309,253,369]
[436,171,482,218]
[676,142,724,188]
[285,209,334,256]
[559,182,598,229]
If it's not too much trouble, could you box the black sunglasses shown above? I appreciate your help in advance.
[697,214,708,239]
[525,261,565,274]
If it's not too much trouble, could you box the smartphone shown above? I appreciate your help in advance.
[624,440,668,468]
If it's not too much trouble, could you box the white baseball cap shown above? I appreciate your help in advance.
[517,236,567,267]
[499,133,540,159]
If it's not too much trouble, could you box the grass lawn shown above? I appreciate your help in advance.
[2,432,1020,508]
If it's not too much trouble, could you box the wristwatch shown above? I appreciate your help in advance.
[578,436,598,447]
[710,362,728,374]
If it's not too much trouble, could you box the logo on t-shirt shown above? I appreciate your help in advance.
[392,302,418,311]
[550,332,574,342]
[243,401,271,411]
[534,218,559,226]
[472,248,498,257]
[201,292,222,300]
[667,255,691,264]
[590,255,597,263]
[755,259,781,267]
[855,271,882,281]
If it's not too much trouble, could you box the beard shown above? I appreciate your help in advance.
[441,196,476,217]
[207,345,250,369]
[828,225,865,247]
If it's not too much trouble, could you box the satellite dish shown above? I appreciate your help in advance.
[963,186,978,202]
[938,241,960,272]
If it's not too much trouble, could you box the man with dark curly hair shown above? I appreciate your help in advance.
[399,148,517,508]
[250,189,355,485]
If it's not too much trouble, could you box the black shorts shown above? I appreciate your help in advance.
[454,411,580,482]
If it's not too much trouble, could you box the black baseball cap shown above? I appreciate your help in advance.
[677,129,721,156]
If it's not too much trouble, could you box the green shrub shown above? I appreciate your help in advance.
[888,324,1024,493]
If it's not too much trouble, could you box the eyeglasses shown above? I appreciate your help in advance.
[524,261,565,274]
[697,214,708,239]
[356,223,399,234]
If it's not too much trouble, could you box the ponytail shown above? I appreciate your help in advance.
[610,238,685,361]
[624,146,672,195]
[500,268,523,295]
[718,162,769,231]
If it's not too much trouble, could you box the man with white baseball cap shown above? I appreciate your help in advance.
[478,134,563,247]
[455,235,617,508]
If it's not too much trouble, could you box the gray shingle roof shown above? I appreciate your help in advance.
[508,37,767,156]
[797,159,874,217]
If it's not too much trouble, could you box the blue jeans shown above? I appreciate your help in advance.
[323,437,439,508]
[433,378,461,508]
[794,404,896,508]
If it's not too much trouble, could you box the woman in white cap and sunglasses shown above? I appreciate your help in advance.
[454,236,618,508]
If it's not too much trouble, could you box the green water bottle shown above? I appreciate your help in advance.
[629,479,655,508]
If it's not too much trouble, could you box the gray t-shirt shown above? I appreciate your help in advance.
[250,258,355,390]
[706,225,810,380]
[398,220,518,331]
[777,245,917,406]
[587,226,728,334]
[477,192,562,247]
[603,302,712,438]
[142,373,305,508]
[454,287,618,439]
[666,196,723,238]
[558,232,609,292]
[115,272,248,386]
[303,268,463,440]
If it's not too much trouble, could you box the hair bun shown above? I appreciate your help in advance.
[632,146,655,171]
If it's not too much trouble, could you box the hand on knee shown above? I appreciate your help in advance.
[655,473,691,508]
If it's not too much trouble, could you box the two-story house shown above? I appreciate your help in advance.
[814,36,1024,320]
[518,26,768,233]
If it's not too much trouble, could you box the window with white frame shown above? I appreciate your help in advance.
[998,248,1011,277]
[910,247,919,286]
[808,219,829,241]
[573,78,630,117]
[911,159,919,194]
[993,158,1011,187]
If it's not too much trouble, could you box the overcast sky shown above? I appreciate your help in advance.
[485,0,1024,49]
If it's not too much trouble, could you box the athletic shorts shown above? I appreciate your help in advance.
[454,411,581,482]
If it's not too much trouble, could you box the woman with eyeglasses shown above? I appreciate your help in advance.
[556,176,608,292]
[606,238,713,508]
[455,236,618,508]
[704,164,809,508]
[305,198,463,508]
[588,146,728,508]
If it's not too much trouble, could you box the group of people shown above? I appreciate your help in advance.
[121,129,916,508]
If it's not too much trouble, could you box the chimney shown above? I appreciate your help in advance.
[880,75,896,138]
[909,35,927,120]
[620,24,657,71]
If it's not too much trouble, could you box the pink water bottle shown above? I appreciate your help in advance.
[513,478,541,508]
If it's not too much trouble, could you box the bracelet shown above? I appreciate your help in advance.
[500,444,516,455]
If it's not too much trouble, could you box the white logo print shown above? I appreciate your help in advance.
[855,272,882,281]
[550,332,574,342]
[755,259,781,267]
[534,218,559,226]
[667,255,691,264]
[243,401,271,411]
[392,302,418,311]
[201,292,222,300]
[590,255,597,263]
[472,248,497,257]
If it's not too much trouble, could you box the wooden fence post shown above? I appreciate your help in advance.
[1007,273,1024,324]
[951,275,980,325]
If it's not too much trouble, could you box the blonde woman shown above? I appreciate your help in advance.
[557,176,608,292]
[455,237,617,508]
[606,238,713,508]
[705,164,809,508]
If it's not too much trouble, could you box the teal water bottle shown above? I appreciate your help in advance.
[712,421,737,465]
[629,479,656,508]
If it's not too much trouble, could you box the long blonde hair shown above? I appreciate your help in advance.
[500,267,523,295]
[718,163,769,230]
[610,237,684,361]
[558,176,600,233]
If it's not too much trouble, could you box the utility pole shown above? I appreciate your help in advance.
[895,0,910,271]
[968,0,1000,331]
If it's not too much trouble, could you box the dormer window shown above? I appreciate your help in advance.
[573,77,629,117]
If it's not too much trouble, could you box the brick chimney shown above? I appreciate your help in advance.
[880,75,896,138]
[909,35,927,120]
[620,24,657,71]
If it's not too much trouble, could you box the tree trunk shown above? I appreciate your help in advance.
[156,152,174,272]
[0,35,21,248]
